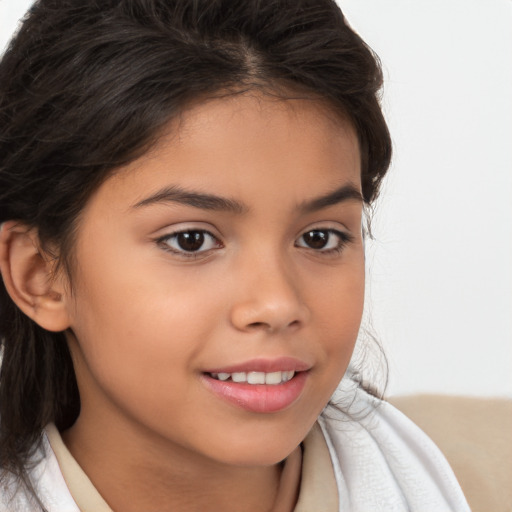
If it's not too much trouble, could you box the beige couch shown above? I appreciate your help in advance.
[389,395,512,512]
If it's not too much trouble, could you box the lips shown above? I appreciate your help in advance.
[201,358,310,413]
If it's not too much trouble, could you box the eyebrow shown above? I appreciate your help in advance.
[299,183,363,213]
[132,183,363,214]
[132,185,247,214]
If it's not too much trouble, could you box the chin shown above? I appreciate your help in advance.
[206,429,304,467]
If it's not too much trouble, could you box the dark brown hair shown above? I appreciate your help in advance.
[0,0,391,498]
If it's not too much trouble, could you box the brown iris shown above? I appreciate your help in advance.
[176,231,205,251]
[302,230,329,249]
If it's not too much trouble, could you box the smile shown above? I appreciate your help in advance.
[208,371,295,385]
[202,369,308,414]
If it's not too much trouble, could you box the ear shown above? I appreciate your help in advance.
[0,221,71,332]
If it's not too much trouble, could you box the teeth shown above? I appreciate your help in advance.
[282,370,294,382]
[209,370,296,385]
[231,372,247,383]
[247,372,265,384]
[265,371,282,385]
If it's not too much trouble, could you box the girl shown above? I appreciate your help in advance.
[0,0,470,510]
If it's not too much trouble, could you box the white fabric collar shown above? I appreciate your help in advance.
[319,376,471,511]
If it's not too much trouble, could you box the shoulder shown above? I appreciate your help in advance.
[0,430,79,512]
[319,377,471,512]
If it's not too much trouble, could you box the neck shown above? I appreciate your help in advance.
[62,414,286,512]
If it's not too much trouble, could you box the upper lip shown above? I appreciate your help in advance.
[203,357,311,374]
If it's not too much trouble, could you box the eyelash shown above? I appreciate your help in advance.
[156,228,354,259]
[156,230,222,259]
[295,229,355,255]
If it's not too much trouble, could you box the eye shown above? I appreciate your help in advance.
[158,230,222,255]
[295,229,353,253]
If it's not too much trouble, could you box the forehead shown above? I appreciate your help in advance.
[92,93,361,212]
[158,92,359,166]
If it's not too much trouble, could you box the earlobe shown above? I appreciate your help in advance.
[0,221,71,332]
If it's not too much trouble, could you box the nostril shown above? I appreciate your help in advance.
[230,294,309,333]
[247,321,268,330]
[247,319,300,332]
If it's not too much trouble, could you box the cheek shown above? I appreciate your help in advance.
[309,258,365,379]
[67,264,221,407]
[313,257,365,333]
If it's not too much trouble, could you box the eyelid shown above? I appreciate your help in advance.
[296,221,354,240]
[155,227,223,258]
[153,222,355,259]
[295,227,355,253]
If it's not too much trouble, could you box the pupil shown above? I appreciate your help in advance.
[304,230,328,249]
[177,231,204,251]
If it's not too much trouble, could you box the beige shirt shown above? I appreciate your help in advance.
[45,422,338,512]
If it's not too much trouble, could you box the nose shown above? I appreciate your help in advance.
[229,255,310,334]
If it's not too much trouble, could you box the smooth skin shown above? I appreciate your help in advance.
[0,94,365,511]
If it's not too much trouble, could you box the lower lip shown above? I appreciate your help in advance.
[201,372,308,413]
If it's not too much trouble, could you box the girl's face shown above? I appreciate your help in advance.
[63,94,365,466]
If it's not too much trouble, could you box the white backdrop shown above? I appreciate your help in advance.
[1,0,511,397]
[341,0,512,397]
